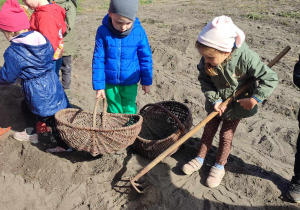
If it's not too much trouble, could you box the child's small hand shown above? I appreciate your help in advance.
[214,101,227,116]
[54,48,63,60]
[96,89,106,99]
[142,85,150,95]
[237,97,258,110]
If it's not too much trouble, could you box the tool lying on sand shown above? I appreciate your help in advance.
[0,127,11,138]
[129,46,291,193]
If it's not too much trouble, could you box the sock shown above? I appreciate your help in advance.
[214,163,224,170]
[196,156,204,164]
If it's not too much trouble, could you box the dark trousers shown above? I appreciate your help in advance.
[60,55,72,89]
[21,100,69,150]
[197,117,240,165]
[292,107,300,184]
[51,58,72,108]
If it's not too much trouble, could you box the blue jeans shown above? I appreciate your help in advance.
[53,58,63,77]
[53,58,72,108]
[64,92,72,108]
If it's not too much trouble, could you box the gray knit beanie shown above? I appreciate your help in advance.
[108,0,139,21]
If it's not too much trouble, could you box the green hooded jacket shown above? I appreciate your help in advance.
[197,42,278,120]
[54,0,77,56]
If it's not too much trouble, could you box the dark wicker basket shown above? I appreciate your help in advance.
[132,101,193,158]
[55,97,143,156]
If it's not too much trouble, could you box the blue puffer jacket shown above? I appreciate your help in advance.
[0,31,67,117]
[92,14,153,90]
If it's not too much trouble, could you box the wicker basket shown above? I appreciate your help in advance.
[132,101,193,159]
[55,97,143,156]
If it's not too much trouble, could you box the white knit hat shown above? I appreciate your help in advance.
[197,16,245,52]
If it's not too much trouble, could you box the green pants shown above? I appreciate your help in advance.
[105,84,138,114]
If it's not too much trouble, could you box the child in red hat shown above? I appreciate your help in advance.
[0,0,71,152]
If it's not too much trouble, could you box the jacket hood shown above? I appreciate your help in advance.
[34,3,65,20]
[10,31,54,70]
[232,42,249,57]
[102,13,141,28]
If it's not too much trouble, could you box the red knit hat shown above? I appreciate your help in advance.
[0,0,30,32]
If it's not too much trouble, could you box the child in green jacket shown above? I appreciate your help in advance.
[53,0,77,90]
[181,16,278,188]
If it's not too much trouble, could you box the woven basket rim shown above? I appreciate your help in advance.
[55,108,143,132]
[137,129,182,143]
[136,100,192,143]
[156,100,190,107]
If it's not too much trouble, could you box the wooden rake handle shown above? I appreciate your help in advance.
[130,46,291,185]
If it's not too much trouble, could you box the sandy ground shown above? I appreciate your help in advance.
[1,0,300,209]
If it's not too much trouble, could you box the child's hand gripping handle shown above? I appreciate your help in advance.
[218,45,291,111]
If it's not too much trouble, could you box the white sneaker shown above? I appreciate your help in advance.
[206,166,225,188]
[13,130,38,144]
[182,157,203,175]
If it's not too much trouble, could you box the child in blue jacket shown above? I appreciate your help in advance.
[0,0,71,152]
[92,0,153,114]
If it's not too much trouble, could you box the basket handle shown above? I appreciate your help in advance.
[140,103,185,132]
[92,96,107,128]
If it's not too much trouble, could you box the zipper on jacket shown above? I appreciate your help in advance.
[117,40,121,84]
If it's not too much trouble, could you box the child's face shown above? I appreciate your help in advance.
[109,13,133,33]
[198,48,230,67]
[22,0,39,10]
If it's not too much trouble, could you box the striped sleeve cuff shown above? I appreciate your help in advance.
[213,99,223,105]
[252,96,261,103]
